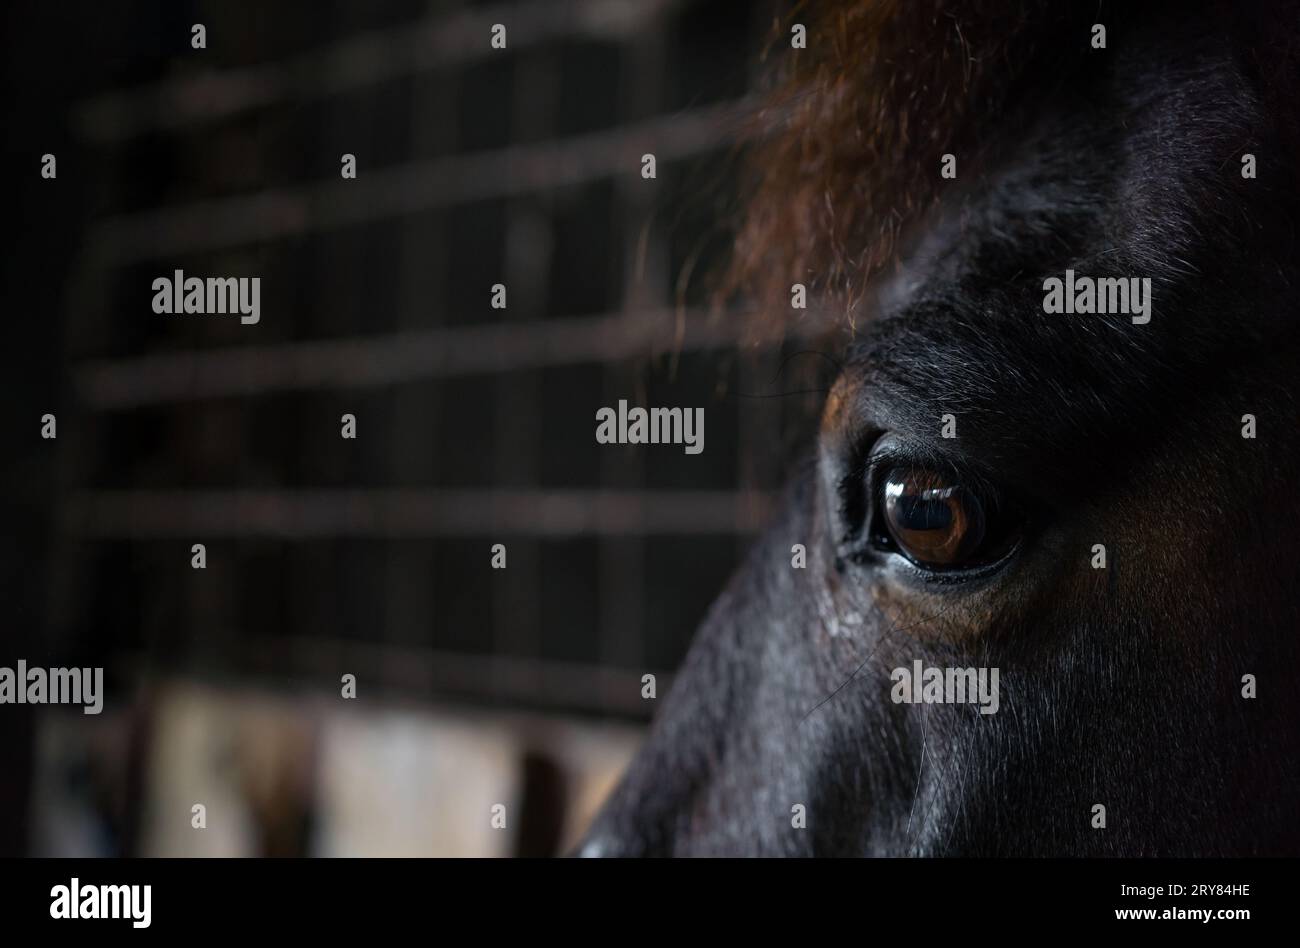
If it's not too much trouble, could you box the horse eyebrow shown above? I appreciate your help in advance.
[828,293,1172,492]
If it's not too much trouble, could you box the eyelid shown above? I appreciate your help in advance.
[866,441,1004,515]
[848,440,1028,576]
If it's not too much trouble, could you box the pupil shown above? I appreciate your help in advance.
[881,468,987,567]
[897,495,953,532]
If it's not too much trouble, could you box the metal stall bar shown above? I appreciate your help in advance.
[82,101,751,267]
[74,0,691,145]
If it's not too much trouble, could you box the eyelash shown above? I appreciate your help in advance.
[835,448,909,560]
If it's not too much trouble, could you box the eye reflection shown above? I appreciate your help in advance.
[880,467,989,568]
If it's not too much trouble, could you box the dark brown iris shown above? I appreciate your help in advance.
[881,467,988,568]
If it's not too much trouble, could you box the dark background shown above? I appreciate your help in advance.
[1,0,827,855]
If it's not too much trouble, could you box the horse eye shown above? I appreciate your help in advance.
[876,467,1006,570]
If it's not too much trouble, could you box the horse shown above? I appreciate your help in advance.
[579,0,1300,856]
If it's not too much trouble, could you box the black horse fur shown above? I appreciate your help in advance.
[580,0,1300,856]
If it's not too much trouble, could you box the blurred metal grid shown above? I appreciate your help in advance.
[50,0,799,718]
